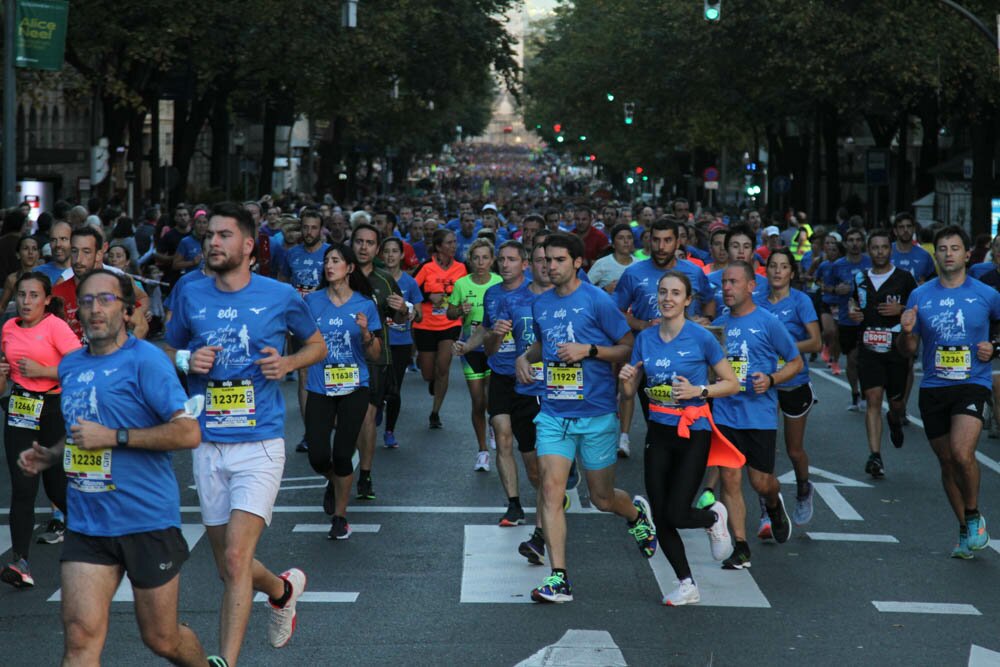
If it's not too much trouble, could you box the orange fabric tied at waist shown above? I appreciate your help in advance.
[648,402,746,469]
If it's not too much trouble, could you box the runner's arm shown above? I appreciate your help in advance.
[798,321,823,354]
[69,411,200,451]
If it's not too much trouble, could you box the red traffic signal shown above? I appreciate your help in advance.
[553,123,562,133]
[635,166,644,174]
[589,154,597,161]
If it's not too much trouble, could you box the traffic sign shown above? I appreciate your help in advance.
[704,181,719,190]
[703,166,719,181]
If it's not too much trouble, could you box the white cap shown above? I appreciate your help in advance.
[763,225,780,237]
[482,203,498,212]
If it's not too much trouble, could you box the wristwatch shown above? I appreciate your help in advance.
[699,385,709,398]
[588,344,599,358]
[116,428,129,448]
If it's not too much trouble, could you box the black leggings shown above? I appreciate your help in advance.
[305,389,370,478]
[644,421,714,581]
[4,392,67,560]
[385,344,412,431]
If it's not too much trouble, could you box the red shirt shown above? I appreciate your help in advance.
[52,276,82,341]
[402,240,419,271]
[577,226,610,270]
[413,258,467,331]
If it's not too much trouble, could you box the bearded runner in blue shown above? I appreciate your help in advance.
[712,262,802,572]
[164,203,326,663]
[514,232,656,605]
[900,226,1000,559]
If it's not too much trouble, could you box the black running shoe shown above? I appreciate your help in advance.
[328,516,352,540]
[767,494,792,544]
[722,543,751,570]
[499,504,525,527]
[356,477,376,500]
[865,453,885,479]
[888,415,904,448]
[429,412,442,429]
[518,529,546,565]
[323,481,335,515]
[295,438,309,453]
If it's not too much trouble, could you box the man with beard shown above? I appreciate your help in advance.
[165,202,326,664]
[37,220,72,284]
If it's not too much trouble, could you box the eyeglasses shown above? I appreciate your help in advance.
[78,292,124,309]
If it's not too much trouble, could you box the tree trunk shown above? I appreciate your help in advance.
[970,110,998,237]
[209,97,229,191]
[171,95,214,205]
[915,96,939,199]
[822,103,841,222]
[895,114,909,213]
[259,105,276,198]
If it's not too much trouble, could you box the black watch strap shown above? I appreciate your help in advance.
[588,344,598,358]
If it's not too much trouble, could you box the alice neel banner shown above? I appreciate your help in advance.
[14,0,69,71]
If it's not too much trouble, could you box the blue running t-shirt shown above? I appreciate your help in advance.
[387,271,422,347]
[482,280,533,377]
[500,284,550,397]
[615,259,713,321]
[166,274,317,441]
[711,306,800,430]
[280,243,330,292]
[304,290,381,395]
[906,277,1000,389]
[630,321,724,431]
[891,243,935,282]
[756,289,816,388]
[59,336,189,537]
[830,255,872,325]
[533,281,630,417]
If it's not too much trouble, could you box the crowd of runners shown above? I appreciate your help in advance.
[0,142,996,664]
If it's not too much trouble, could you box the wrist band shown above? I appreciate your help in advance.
[767,374,775,388]
[175,349,191,374]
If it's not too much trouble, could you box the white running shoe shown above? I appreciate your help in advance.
[706,502,733,561]
[663,578,700,606]
[268,568,306,648]
[617,433,631,458]
[475,451,490,472]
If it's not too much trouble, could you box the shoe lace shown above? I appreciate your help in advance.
[541,573,565,589]
[629,520,652,543]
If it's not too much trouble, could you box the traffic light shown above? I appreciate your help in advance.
[624,102,635,125]
[642,175,649,182]
[556,135,564,143]
[553,123,562,133]
[626,176,635,185]
[589,154,597,161]
[704,0,721,21]
[606,92,615,102]
[635,166,644,174]
[578,135,587,141]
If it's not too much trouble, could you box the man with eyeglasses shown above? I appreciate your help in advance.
[18,269,216,665]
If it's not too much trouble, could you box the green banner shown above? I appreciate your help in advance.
[15,0,69,71]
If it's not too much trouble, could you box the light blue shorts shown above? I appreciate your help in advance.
[534,411,619,471]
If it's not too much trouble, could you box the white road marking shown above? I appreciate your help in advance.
[872,601,981,615]
[813,483,864,521]
[777,465,871,488]
[253,591,359,603]
[807,532,898,543]
[648,530,770,608]
[460,525,544,603]
[292,523,381,533]
[48,525,206,603]
[975,451,1000,476]
[969,644,1000,667]
[515,630,627,667]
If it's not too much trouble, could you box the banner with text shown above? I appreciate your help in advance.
[15,0,69,71]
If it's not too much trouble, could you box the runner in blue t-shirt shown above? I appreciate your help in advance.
[613,218,715,458]
[17,269,215,665]
[619,270,741,606]
[303,244,381,541]
[380,237,423,448]
[460,241,540,528]
[276,210,329,452]
[513,232,656,604]
[706,224,771,317]
[891,213,935,283]
[814,232,844,373]
[900,225,1000,558]
[828,228,872,409]
[712,262,802,570]
[498,243,555,564]
[165,202,326,662]
[757,249,822,533]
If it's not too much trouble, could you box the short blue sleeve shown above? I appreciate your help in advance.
[770,314,801,363]
[596,290,630,342]
[136,341,191,422]
[612,271,631,311]
[164,293,192,349]
[285,285,319,341]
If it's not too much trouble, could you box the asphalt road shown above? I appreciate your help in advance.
[1,356,999,666]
